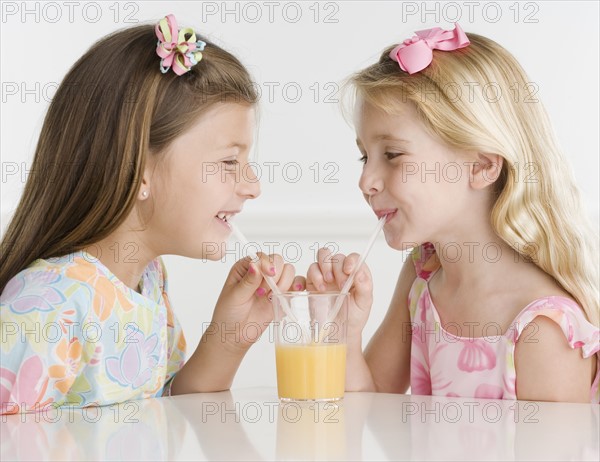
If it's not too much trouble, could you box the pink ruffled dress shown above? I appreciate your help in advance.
[408,243,600,403]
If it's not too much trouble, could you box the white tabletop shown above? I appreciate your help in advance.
[1,387,598,461]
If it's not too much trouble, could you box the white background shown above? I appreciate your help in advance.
[1,1,598,389]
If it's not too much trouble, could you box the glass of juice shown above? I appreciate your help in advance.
[272,291,349,402]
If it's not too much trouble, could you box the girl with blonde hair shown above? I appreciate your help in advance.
[308,23,599,403]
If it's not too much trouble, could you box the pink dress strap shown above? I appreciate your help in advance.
[410,243,440,281]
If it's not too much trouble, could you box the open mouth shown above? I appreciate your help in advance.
[215,211,237,228]
[216,212,232,223]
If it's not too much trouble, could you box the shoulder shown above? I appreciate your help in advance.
[0,251,165,318]
[512,296,598,351]
[513,296,599,402]
[0,257,95,363]
[1,255,94,317]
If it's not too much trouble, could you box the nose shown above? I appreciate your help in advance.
[358,163,384,201]
[237,161,261,199]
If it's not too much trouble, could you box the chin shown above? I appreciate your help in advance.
[198,240,228,260]
[201,252,224,261]
[384,230,422,252]
[385,237,406,251]
[173,237,226,261]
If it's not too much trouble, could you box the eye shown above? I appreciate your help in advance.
[385,152,404,160]
[222,159,239,170]
[358,155,368,164]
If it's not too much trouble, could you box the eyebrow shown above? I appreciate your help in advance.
[373,134,411,143]
[355,135,411,147]
[222,142,248,151]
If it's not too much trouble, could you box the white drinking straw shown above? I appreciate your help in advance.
[228,221,309,341]
[229,221,284,298]
[327,215,387,325]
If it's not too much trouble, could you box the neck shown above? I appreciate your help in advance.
[429,217,526,291]
[83,230,158,292]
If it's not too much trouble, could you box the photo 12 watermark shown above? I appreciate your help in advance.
[1,400,141,423]
[195,1,340,24]
[400,1,540,24]
[1,80,344,105]
[1,1,140,24]
[401,400,540,424]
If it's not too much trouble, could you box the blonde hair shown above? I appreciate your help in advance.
[348,32,599,327]
[0,22,258,294]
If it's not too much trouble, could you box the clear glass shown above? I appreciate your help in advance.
[272,291,349,402]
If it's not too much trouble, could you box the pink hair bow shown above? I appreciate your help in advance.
[389,23,470,74]
[155,14,206,76]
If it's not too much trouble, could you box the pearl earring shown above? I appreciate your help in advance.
[142,191,148,198]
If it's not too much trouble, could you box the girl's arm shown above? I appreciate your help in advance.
[305,248,416,393]
[169,253,297,395]
[363,255,416,393]
[515,316,597,403]
[169,331,248,394]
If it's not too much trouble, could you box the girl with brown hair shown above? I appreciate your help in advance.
[0,14,299,414]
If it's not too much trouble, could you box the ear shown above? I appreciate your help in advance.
[138,164,154,201]
[467,153,504,190]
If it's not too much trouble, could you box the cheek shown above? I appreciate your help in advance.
[186,166,234,198]
[202,171,237,198]
[387,165,422,200]
[186,173,238,223]
[410,160,468,196]
[153,171,221,226]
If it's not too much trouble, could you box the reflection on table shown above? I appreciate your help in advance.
[1,387,598,461]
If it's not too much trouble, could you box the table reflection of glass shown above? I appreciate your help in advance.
[275,402,346,460]
[1,388,598,461]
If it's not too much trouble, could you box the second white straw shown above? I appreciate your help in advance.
[327,215,387,324]
[229,222,283,297]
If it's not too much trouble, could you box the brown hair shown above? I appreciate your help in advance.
[0,22,258,293]
[347,33,599,326]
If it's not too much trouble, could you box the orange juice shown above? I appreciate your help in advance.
[275,343,347,400]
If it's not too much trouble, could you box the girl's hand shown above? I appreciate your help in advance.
[306,248,374,340]
[211,253,305,352]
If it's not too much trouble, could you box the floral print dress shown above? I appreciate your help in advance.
[0,251,186,414]
[408,243,600,403]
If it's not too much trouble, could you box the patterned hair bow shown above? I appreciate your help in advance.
[155,14,206,76]
[389,23,470,74]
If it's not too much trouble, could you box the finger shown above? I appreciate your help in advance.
[291,275,306,292]
[224,256,254,285]
[342,253,361,276]
[307,262,327,292]
[331,254,348,290]
[255,253,285,298]
[275,263,296,294]
[255,252,277,278]
[351,266,373,310]
[317,247,334,284]
[231,260,264,302]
